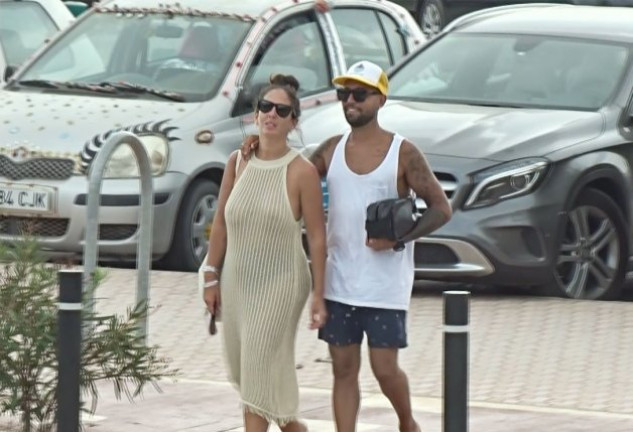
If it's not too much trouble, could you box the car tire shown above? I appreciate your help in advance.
[418,0,445,38]
[544,188,627,300]
[163,178,219,272]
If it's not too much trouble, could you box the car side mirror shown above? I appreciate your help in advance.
[63,1,89,16]
[3,65,16,82]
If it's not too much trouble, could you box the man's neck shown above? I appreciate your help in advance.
[349,122,385,145]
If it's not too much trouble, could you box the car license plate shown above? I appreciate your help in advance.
[0,183,55,214]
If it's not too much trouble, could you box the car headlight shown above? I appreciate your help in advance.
[464,158,549,209]
[102,135,169,178]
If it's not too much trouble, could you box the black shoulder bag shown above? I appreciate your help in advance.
[365,196,418,242]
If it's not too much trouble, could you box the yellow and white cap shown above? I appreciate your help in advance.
[332,61,389,96]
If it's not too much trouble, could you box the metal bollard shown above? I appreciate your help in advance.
[57,269,83,432]
[443,290,470,432]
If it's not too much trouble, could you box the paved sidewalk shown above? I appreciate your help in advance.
[88,269,633,431]
[3,268,633,431]
[82,379,633,431]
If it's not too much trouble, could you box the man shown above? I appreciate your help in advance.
[311,60,452,432]
[242,60,452,432]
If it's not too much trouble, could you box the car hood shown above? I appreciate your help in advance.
[0,90,203,151]
[301,100,604,162]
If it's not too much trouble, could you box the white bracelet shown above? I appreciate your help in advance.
[201,264,220,274]
[204,280,219,288]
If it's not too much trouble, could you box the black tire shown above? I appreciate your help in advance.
[418,0,446,38]
[163,179,219,272]
[544,188,627,300]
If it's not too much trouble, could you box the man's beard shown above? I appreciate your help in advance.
[345,110,374,128]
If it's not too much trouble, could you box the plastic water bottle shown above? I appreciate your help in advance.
[321,180,329,212]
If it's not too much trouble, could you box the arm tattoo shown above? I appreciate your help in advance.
[404,144,434,197]
[309,135,340,177]
[400,141,452,241]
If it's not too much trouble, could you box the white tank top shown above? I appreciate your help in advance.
[325,131,415,310]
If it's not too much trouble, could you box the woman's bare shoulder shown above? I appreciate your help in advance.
[290,152,320,177]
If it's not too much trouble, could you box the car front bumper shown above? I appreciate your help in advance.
[0,172,187,261]
[414,189,564,286]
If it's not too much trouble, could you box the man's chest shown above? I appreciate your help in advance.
[344,144,393,175]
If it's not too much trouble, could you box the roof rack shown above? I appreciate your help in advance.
[443,3,574,34]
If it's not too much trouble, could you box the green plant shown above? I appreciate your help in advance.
[0,238,176,432]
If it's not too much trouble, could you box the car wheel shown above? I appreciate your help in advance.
[419,0,445,38]
[163,179,219,271]
[546,188,627,300]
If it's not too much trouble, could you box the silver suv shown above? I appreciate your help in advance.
[0,0,423,270]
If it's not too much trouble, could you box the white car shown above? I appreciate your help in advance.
[0,0,424,271]
[0,0,75,82]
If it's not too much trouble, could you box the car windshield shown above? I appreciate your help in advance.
[0,1,59,67]
[389,33,630,110]
[16,11,252,102]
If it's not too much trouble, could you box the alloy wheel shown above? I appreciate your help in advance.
[190,193,218,265]
[555,205,620,300]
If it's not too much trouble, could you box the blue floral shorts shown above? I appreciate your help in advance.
[318,300,408,348]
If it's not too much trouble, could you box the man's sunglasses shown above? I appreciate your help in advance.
[336,88,380,102]
[257,99,294,118]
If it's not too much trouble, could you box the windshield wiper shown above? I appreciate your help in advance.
[467,101,525,109]
[15,79,184,101]
[99,81,185,102]
[16,79,116,94]
[16,79,62,89]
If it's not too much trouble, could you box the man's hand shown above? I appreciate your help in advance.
[240,135,259,160]
[315,0,330,13]
[366,237,397,251]
[309,296,328,329]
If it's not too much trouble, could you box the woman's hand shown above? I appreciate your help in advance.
[203,274,221,316]
[309,295,327,330]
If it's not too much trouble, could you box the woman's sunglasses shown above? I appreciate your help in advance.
[257,99,294,118]
[336,88,380,102]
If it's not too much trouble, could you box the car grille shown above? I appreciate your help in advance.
[0,156,75,180]
[414,243,459,265]
[0,216,69,237]
[435,172,458,199]
[99,224,137,241]
[415,172,458,211]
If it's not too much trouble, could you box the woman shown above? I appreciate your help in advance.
[202,74,327,432]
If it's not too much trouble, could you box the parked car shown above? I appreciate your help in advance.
[0,0,75,82]
[0,0,424,271]
[299,3,633,300]
[393,0,633,37]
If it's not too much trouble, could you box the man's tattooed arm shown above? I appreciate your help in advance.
[400,140,452,242]
[308,135,341,178]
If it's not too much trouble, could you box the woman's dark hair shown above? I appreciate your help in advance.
[255,74,301,119]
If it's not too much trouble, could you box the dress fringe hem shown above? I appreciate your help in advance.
[241,400,298,427]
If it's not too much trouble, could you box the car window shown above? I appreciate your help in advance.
[330,8,392,70]
[249,14,330,95]
[19,12,251,102]
[237,13,330,115]
[389,33,629,110]
[0,1,59,67]
[378,11,407,63]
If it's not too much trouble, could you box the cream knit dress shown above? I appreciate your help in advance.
[220,149,311,425]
